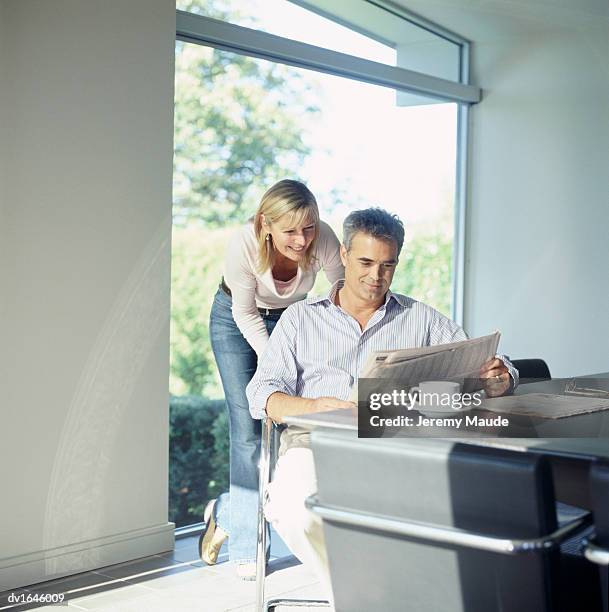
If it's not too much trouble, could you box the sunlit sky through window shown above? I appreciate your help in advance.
[179,0,457,227]
[239,0,396,63]
[242,0,457,227]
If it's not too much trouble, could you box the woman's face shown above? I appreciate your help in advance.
[263,212,316,263]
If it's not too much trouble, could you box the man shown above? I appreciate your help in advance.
[246,208,517,599]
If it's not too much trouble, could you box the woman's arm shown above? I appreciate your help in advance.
[224,227,270,357]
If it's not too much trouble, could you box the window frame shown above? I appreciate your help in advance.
[175,2,478,323]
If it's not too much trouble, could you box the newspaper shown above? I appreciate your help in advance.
[481,393,609,419]
[352,331,501,400]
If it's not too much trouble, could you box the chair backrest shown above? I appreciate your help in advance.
[512,358,552,383]
[589,460,609,612]
[591,460,609,546]
[311,430,560,612]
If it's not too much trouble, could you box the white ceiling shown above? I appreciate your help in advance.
[388,0,609,41]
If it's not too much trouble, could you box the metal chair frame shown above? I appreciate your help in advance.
[585,538,609,566]
[255,418,330,612]
[583,460,609,611]
[306,495,591,555]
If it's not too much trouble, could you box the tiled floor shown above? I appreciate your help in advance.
[0,532,329,612]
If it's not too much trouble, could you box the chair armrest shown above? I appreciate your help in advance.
[305,495,592,555]
[584,537,609,565]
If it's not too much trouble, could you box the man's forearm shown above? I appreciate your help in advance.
[265,392,315,424]
[265,392,356,424]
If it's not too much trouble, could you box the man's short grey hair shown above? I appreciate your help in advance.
[343,208,405,255]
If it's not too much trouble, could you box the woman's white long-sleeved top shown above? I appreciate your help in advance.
[223,220,344,357]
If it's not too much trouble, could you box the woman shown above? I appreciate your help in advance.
[201,179,344,579]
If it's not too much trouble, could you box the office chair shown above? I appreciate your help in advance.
[255,418,330,612]
[307,429,598,612]
[511,358,551,383]
[584,460,609,611]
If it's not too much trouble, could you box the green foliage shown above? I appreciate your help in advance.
[170,1,321,527]
[169,395,229,528]
[170,0,454,527]
[177,0,245,22]
[391,224,453,317]
[168,223,452,526]
[170,222,453,398]
[170,225,236,397]
[173,1,318,226]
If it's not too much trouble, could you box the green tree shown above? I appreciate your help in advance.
[174,1,318,225]
[171,0,320,394]
[170,2,322,527]
[169,395,228,527]
[391,222,453,316]
[169,0,454,528]
[170,225,232,396]
[170,222,453,398]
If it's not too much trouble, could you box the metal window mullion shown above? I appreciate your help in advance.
[452,102,469,326]
[450,37,472,324]
[366,0,470,47]
[176,11,481,105]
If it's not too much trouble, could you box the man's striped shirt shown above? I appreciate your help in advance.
[246,280,518,420]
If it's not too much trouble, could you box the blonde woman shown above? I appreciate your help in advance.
[201,180,344,579]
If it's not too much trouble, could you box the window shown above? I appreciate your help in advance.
[170,0,476,528]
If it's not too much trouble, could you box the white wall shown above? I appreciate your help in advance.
[465,23,609,376]
[0,0,176,590]
[0,1,7,334]
[397,0,609,377]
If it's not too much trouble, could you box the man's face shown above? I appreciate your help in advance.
[340,232,398,304]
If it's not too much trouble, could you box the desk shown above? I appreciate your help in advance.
[284,373,609,508]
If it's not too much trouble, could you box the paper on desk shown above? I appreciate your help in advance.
[352,332,500,401]
[482,393,609,419]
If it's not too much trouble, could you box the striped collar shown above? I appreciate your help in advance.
[306,279,411,309]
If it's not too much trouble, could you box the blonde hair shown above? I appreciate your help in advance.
[254,179,320,273]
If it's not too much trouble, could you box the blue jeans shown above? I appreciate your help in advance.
[209,287,282,563]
